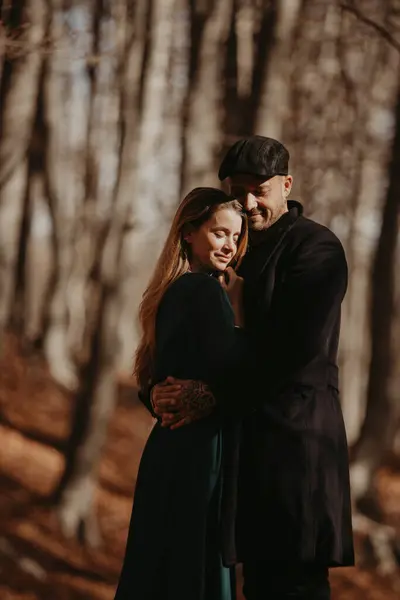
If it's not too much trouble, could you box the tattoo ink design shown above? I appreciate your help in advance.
[180,380,216,411]
[167,380,216,424]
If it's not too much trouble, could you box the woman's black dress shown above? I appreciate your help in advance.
[114,272,245,600]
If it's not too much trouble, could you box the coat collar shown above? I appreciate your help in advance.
[248,200,303,247]
[238,200,303,280]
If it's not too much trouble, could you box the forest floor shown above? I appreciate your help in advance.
[0,334,399,600]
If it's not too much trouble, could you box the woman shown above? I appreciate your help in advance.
[114,188,248,600]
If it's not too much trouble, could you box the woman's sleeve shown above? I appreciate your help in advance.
[190,275,253,415]
[137,387,157,418]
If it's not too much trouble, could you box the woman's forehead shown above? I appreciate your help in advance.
[209,207,242,228]
[229,174,273,191]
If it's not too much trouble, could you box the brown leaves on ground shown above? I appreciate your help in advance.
[0,334,399,599]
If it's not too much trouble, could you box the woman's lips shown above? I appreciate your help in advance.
[215,255,231,263]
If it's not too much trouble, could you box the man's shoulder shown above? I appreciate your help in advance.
[291,214,344,248]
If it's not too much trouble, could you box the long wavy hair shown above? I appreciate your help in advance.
[134,187,248,391]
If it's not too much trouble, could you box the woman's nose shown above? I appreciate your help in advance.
[223,238,235,253]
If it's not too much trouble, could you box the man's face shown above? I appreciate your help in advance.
[227,173,293,231]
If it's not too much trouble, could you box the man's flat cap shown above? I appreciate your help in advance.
[218,135,290,181]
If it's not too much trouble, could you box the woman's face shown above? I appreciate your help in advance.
[185,207,243,273]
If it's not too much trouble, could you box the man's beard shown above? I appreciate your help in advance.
[247,203,287,231]
[246,208,271,231]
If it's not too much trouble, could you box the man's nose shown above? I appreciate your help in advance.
[243,193,257,211]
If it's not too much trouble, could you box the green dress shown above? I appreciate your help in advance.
[114,272,245,600]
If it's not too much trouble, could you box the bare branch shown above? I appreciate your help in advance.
[340,2,400,53]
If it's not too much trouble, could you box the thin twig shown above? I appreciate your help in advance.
[340,2,400,53]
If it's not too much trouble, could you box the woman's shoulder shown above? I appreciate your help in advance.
[160,273,225,311]
[168,271,222,293]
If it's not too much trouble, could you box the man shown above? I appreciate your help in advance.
[148,136,354,599]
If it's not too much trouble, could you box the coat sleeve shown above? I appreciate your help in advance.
[188,275,258,416]
[137,387,157,418]
[189,274,249,376]
[138,273,250,416]
[216,228,348,414]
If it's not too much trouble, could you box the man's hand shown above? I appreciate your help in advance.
[151,376,216,429]
[151,376,183,414]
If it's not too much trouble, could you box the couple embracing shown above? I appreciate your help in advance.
[114,136,354,600]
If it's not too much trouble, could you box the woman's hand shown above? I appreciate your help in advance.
[219,267,245,327]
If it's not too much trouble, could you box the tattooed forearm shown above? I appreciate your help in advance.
[180,380,216,411]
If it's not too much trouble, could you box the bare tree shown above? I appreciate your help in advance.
[50,0,133,542]
[51,0,180,542]
[255,0,302,138]
[0,0,47,349]
[350,81,400,514]
[181,0,234,193]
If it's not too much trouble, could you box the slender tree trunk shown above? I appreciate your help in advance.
[0,0,47,187]
[338,28,395,444]
[54,284,119,546]
[181,0,234,193]
[43,0,91,390]
[113,0,176,372]
[235,0,255,99]
[255,0,302,138]
[0,0,47,349]
[0,16,5,84]
[350,82,400,510]
[24,172,53,345]
[117,0,189,373]
[52,0,149,541]
[64,0,103,362]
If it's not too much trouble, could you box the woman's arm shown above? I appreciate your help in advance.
[137,386,157,418]
[153,273,252,427]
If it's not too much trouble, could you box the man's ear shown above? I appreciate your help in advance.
[284,175,293,196]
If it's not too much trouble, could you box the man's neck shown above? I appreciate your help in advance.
[249,205,289,243]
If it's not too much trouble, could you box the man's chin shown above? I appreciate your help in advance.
[249,220,268,231]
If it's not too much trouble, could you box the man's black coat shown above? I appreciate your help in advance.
[218,201,354,568]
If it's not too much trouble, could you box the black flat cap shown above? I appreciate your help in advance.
[218,135,290,181]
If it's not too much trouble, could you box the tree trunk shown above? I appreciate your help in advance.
[43,0,92,391]
[54,285,119,547]
[107,0,149,373]
[181,0,234,193]
[24,172,53,345]
[255,0,302,139]
[350,82,400,511]
[0,0,47,349]
[52,0,151,540]
[0,0,46,187]
[332,2,398,444]
[117,0,189,372]
[235,0,255,99]
[63,0,104,363]
[115,0,177,372]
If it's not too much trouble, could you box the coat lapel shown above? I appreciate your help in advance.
[238,202,303,325]
[238,201,303,281]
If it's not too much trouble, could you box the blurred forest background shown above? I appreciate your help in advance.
[0,0,399,598]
